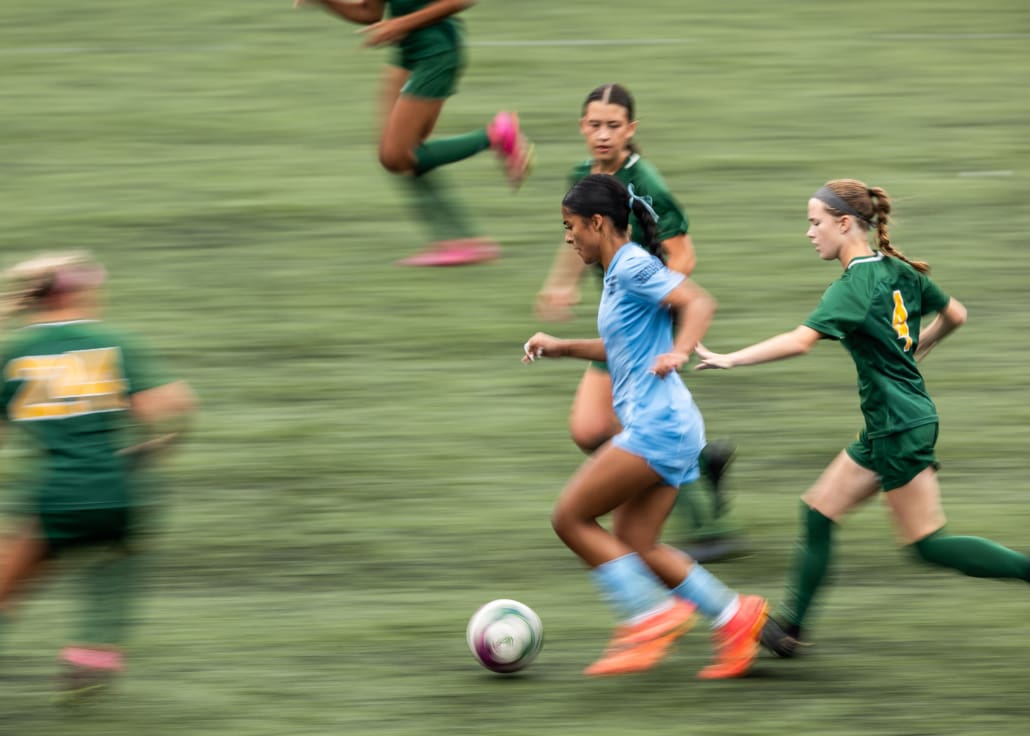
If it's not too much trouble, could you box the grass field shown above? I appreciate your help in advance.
[2,1,1030,734]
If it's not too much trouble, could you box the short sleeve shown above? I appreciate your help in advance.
[919,273,950,315]
[116,333,170,394]
[803,279,867,339]
[617,251,686,305]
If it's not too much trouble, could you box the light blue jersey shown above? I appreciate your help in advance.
[598,243,706,486]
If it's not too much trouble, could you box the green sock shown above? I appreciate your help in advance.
[676,485,709,531]
[779,504,835,628]
[912,529,1030,580]
[74,549,142,646]
[403,171,477,242]
[413,129,490,175]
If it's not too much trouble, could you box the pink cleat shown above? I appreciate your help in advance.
[57,646,125,699]
[487,112,534,190]
[395,238,501,267]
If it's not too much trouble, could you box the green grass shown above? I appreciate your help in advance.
[2,1,1030,734]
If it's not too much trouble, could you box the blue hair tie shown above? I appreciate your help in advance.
[627,183,660,223]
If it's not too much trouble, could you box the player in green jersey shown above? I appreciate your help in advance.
[696,179,1030,656]
[0,251,197,698]
[294,0,532,266]
[535,83,744,560]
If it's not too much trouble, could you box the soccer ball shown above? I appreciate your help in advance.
[466,599,543,673]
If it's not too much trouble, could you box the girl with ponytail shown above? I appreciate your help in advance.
[696,179,1030,658]
[522,174,769,680]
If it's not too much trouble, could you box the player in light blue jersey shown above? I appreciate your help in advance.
[522,174,766,679]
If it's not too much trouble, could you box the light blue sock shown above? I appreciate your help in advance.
[590,553,671,620]
[673,563,737,621]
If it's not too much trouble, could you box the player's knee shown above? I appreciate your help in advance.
[909,529,949,568]
[378,146,415,175]
[550,504,574,543]
[550,502,590,546]
[569,424,612,454]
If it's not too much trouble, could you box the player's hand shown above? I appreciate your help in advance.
[649,351,690,378]
[534,286,580,322]
[522,333,563,364]
[693,343,732,370]
[357,18,409,46]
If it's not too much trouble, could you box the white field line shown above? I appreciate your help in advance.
[1,32,1027,55]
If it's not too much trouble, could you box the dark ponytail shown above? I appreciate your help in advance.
[562,174,661,255]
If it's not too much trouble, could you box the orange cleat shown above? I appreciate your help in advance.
[697,594,768,680]
[584,599,697,677]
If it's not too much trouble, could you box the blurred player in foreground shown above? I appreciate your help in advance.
[0,252,196,698]
[295,0,533,266]
[534,83,744,559]
[523,174,767,678]
[696,179,1030,657]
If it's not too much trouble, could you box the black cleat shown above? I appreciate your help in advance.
[700,440,736,516]
[683,536,752,564]
[760,618,810,659]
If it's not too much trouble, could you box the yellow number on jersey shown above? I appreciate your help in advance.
[891,290,913,352]
[5,347,128,421]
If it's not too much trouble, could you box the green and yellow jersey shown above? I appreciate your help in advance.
[804,253,951,438]
[1,320,166,511]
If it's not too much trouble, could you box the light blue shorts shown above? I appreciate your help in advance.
[612,418,706,488]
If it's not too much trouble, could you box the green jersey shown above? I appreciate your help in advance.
[1,320,166,511]
[804,253,951,438]
[388,0,464,64]
[569,154,690,248]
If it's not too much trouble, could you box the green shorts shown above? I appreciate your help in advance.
[396,48,465,99]
[846,423,940,491]
[39,507,137,557]
[589,360,609,373]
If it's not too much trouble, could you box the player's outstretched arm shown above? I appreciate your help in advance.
[696,325,822,370]
[522,334,605,364]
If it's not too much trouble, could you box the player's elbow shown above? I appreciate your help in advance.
[945,299,968,328]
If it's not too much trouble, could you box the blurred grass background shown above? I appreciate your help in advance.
[2,1,1029,734]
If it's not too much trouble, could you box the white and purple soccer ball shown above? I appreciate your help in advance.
[466,599,543,673]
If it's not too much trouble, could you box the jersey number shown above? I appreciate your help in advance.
[891,290,913,352]
[5,347,128,421]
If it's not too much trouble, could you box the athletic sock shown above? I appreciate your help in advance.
[779,503,835,628]
[672,563,737,622]
[413,129,490,175]
[74,549,141,647]
[590,553,672,620]
[403,171,477,242]
[911,529,1030,580]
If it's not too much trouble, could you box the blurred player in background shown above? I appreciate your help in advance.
[523,174,767,678]
[295,0,533,266]
[534,83,744,560]
[696,179,1030,657]
[0,252,196,698]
